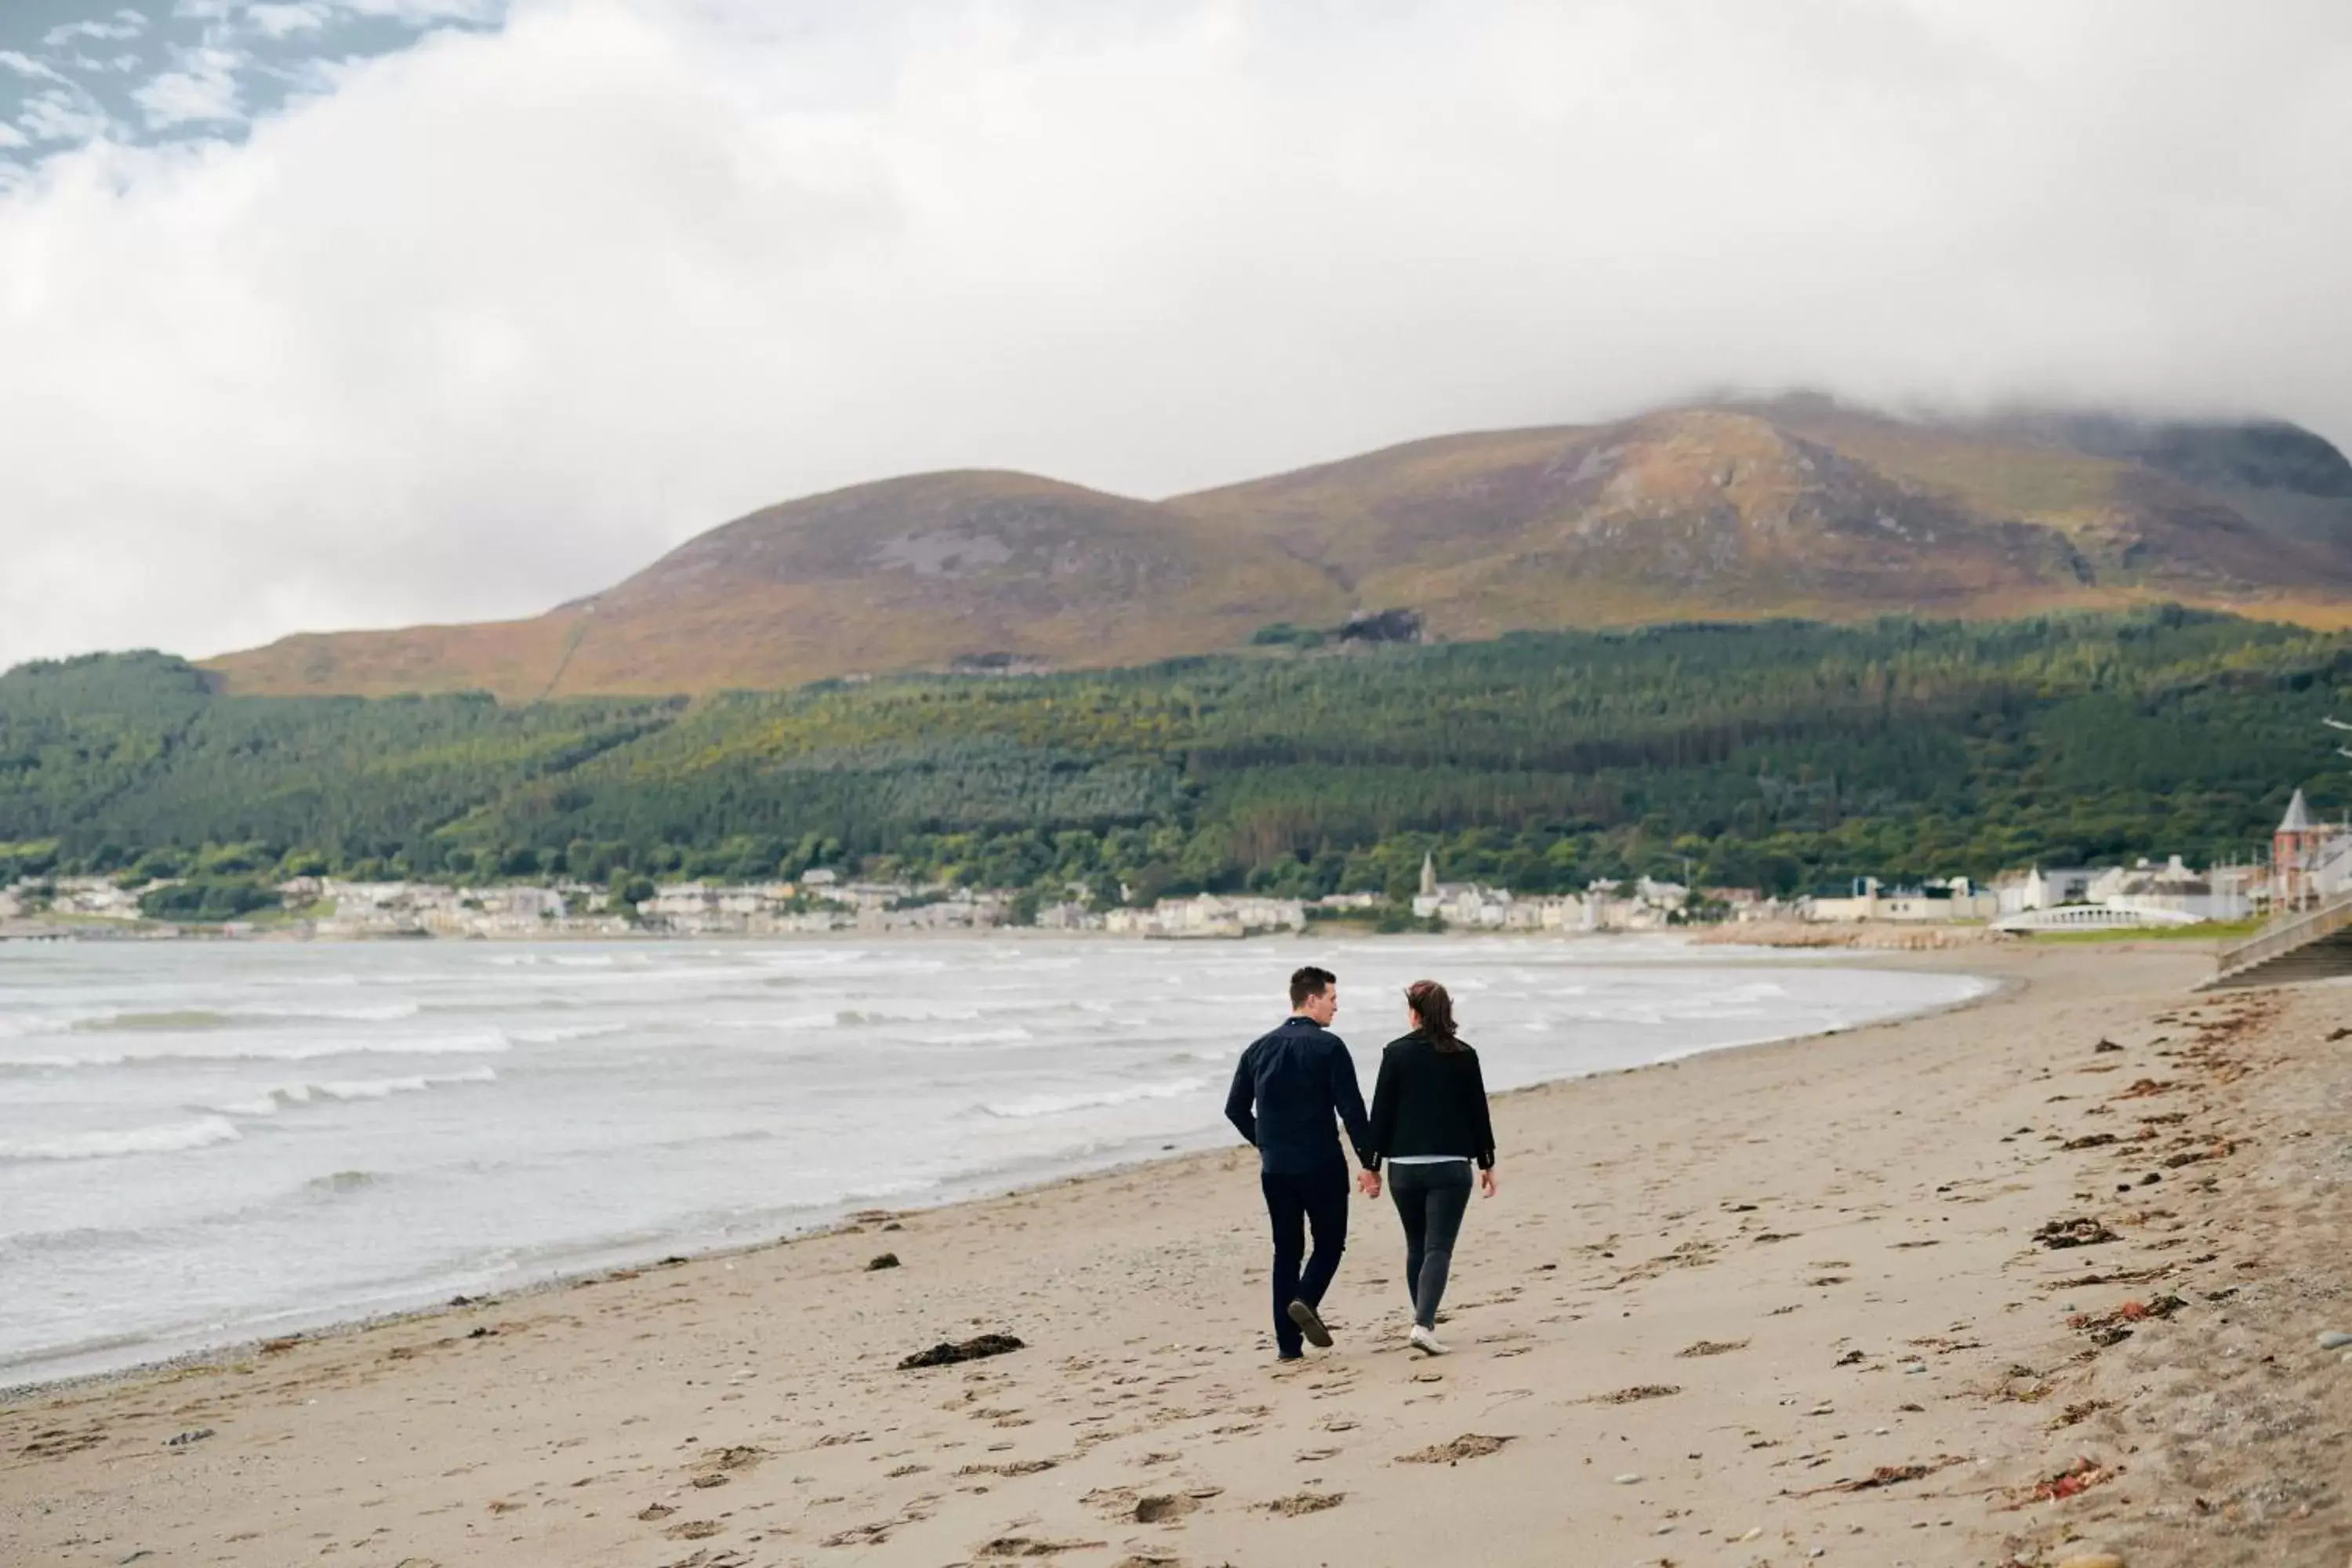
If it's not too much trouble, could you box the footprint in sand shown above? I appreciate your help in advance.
[1580,1384,1681,1406]
[1397,1433,1512,1464]
[974,1534,1110,1557]
[1085,1485,1217,1523]
[1261,1491,1345,1516]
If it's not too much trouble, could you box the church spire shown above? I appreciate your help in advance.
[1420,851,1437,898]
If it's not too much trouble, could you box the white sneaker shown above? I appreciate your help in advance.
[1409,1324,1449,1356]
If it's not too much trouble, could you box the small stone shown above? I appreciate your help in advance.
[1613,1472,1642,1484]
[1733,1526,1762,1542]
[2317,1330,2352,1350]
[866,1253,901,1272]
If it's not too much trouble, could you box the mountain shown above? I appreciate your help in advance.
[205,397,2352,699]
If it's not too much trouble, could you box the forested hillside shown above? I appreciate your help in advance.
[3,611,2343,900]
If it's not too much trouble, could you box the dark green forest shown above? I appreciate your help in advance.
[1,609,2342,902]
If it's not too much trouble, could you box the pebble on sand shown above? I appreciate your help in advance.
[2317,1330,2352,1350]
[2056,1554,2125,1568]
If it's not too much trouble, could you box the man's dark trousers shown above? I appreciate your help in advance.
[1261,1163,1349,1358]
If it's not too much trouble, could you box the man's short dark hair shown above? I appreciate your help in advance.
[1289,966,1336,1009]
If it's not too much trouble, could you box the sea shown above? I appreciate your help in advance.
[0,935,1987,1385]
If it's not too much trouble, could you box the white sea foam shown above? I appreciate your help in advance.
[0,1115,242,1161]
[9,1029,510,1069]
[503,1022,630,1045]
[982,1076,1208,1120]
[928,1027,1035,1047]
[215,1066,499,1116]
[310,1067,499,1102]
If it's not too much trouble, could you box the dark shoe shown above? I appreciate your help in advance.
[1286,1299,1332,1349]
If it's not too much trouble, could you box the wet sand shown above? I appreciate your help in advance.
[5,944,2346,1567]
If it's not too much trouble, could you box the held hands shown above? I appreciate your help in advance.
[1479,1167,1499,1199]
[1357,1167,1382,1200]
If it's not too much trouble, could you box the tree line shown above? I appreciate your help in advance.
[1,608,2341,905]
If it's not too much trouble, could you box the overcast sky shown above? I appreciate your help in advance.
[3,0,2350,670]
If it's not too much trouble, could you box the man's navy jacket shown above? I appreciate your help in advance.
[1224,1016,1375,1175]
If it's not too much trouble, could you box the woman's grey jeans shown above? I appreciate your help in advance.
[1388,1160,1474,1328]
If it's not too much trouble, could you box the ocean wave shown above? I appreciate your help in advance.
[242,1003,423,1023]
[214,1065,499,1116]
[62,1001,422,1033]
[503,1022,630,1045]
[833,1007,984,1028]
[927,1027,1034,1047]
[0,1115,241,1162]
[6,1029,510,1070]
[0,1224,146,1259]
[67,1008,239,1033]
[981,1076,1207,1120]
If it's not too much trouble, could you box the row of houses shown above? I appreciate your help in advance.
[310,874,1014,938]
[2,792,2339,939]
[1784,794,2343,929]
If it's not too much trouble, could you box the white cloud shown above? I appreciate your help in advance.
[247,3,333,38]
[0,122,26,151]
[15,88,111,143]
[2,0,2351,672]
[0,51,72,85]
[337,0,502,20]
[44,17,148,46]
[132,46,248,128]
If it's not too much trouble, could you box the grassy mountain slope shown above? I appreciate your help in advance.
[213,473,1349,700]
[204,399,2352,699]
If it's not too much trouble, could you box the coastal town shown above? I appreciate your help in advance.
[2,793,2337,943]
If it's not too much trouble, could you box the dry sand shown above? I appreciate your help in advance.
[5,945,2350,1568]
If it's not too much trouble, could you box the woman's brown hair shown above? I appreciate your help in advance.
[1406,978,1467,1052]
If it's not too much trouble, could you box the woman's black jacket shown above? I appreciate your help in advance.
[1365,1028,1497,1171]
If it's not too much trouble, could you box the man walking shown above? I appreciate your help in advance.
[1224,966,1379,1361]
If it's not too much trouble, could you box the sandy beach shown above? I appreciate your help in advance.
[5,944,2347,1568]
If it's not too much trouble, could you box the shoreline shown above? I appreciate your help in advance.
[1,949,2002,1401]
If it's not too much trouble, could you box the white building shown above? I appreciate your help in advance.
[1801,877,1998,924]
[2089,856,2252,924]
[1033,900,1104,931]
[60,878,146,920]
[1992,867,2101,916]
[1104,893,1305,938]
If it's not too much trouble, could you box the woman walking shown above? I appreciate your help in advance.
[1365,978,1497,1355]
